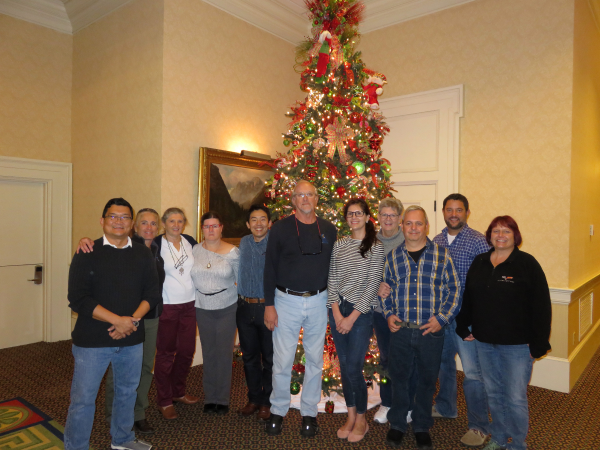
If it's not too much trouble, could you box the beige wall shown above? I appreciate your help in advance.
[161,0,298,236]
[359,0,574,288]
[569,0,600,288]
[0,14,72,163]
[71,0,164,247]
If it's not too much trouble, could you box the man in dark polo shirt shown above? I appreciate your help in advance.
[263,180,337,437]
[64,198,161,450]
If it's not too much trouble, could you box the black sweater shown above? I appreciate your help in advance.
[455,247,552,358]
[68,238,162,348]
[264,215,337,306]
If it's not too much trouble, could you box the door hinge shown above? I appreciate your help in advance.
[434,200,437,212]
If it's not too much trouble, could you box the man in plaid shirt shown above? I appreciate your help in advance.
[431,194,491,448]
[380,205,460,449]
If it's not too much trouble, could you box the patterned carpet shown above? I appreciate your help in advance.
[1,340,600,449]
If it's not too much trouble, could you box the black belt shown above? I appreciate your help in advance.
[276,285,327,298]
[197,288,227,296]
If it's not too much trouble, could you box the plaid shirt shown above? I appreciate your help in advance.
[432,224,490,299]
[381,238,461,327]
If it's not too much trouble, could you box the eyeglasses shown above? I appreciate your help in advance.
[380,213,399,219]
[295,216,322,255]
[105,215,132,222]
[293,192,316,199]
[202,224,222,230]
[346,211,365,218]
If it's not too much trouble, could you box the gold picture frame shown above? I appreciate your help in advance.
[197,147,274,246]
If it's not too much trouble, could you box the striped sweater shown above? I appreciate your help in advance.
[326,237,385,314]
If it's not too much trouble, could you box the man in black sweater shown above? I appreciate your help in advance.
[263,181,337,438]
[64,198,161,450]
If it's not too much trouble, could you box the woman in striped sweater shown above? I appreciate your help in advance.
[327,198,385,443]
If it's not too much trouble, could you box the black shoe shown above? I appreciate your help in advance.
[265,414,284,436]
[300,415,319,437]
[203,403,218,414]
[132,419,154,435]
[215,404,229,415]
[386,429,405,448]
[415,431,434,450]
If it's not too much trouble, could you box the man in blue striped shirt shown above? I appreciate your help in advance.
[380,205,460,449]
[431,194,491,448]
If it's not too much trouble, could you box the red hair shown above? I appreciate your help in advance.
[485,215,522,247]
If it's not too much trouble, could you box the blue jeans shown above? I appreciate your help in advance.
[270,289,328,417]
[329,300,373,413]
[435,321,490,433]
[476,342,533,450]
[64,344,143,450]
[387,326,445,433]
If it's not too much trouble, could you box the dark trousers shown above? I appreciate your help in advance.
[388,326,445,433]
[154,301,197,407]
[236,298,273,406]
[373,311,392,407]
[329,299,373,414]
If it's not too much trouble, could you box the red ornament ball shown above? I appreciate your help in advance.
[336,186,346,197]
[349,112,361,123]
[322,86,330,95]
[346,166,357,177]
[274,173,282,180]
[365,125,372,133]
[370,163,381,174]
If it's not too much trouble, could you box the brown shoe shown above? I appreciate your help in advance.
[173,395,199,405]
[257,405,271,420]
[239,402,259,416]
[158,404,178,420]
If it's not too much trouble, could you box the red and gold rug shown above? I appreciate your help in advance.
[0,397,65,449]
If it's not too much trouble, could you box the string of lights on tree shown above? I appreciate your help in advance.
[264,0,394,236]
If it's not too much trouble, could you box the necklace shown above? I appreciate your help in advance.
[166,238,188,275]
[204,243,213,269]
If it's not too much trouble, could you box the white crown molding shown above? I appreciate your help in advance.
[361,0,476,34]
[202,0,310,45]
[0,0,71,33]
[65,0,133,34]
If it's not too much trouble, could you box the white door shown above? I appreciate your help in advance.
[0,180,44,348]
[379,85,463,236]
[393,183,437,238]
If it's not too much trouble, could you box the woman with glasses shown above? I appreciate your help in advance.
[153,207,199,420]
[76,207,167,434]
[191,211,240,415]
[372,197,405,424]
[327,198,385,443]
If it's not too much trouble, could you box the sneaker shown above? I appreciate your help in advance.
[461,429,487,447]
[482,441,506,450]
[265,413,283,436]
[111,439,152,450]
[374,405,390,423]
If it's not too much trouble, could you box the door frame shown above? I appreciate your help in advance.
[0,156,72,342]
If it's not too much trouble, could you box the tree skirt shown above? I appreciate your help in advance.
[290,383,382,413]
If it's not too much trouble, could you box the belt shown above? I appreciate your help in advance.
[240,296,265,304]
[276,285,327,298]
[398,321,421,329]
[197,288,227,296]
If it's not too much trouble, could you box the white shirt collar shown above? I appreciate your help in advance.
[103,235,132,249]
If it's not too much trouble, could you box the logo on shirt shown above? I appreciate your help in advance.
[321,234,329,244]
[499,276,514,283]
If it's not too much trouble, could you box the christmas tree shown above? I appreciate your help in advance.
[265,0,393,235]
[262,0,393,404]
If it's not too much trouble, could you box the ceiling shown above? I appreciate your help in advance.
[0,0,475,39]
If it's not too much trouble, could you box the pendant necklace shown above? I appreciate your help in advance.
[204,243,212,269]
[166,238,188,275]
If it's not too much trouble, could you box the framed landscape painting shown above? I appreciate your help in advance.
[197,147,274,245]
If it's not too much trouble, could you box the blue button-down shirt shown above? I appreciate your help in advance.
[432,224,490,299]
[380,238,461,327]
[237,232,269,298]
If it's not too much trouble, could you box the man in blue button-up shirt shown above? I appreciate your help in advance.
[431,194,491,447]
[380,205,460,449]
[236,205,272,420]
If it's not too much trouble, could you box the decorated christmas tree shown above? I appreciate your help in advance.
[265,0,393,235]
[262,0,393,405]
